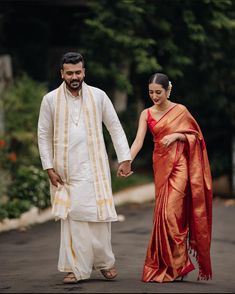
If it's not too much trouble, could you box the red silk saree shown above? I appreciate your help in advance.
[142,104,212,282]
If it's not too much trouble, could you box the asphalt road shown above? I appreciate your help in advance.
[0,198,234,293]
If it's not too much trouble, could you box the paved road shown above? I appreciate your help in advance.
[0,198,234,293]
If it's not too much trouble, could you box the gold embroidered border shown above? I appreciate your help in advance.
[70,236,76,261]
[84,107,102,198]
[97,198,113,206]
[53,198,70,207]
[63,86,69,181]
[84,90,103,219]
[88,88,112,197]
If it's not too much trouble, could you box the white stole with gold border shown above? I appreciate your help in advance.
[51,82,117,221]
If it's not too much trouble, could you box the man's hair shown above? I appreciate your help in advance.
[60,52,84,69]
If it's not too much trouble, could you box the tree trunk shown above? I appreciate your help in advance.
[113,60,130,113]
[0,55,13,136]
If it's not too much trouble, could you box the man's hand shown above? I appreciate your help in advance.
[47,168,64,187]
[117,160,133,178]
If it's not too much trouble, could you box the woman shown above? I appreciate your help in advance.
[128,73,212,282]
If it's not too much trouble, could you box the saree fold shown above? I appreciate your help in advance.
[143,104,212,282]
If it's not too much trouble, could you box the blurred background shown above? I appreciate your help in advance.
[0,0,235,221]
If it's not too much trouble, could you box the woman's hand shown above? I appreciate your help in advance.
[118,170,134,178]
[160,133,181,147]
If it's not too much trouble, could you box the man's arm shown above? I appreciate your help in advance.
[37,96,63,186]
[37,96,54,170]
[101,92,132,175]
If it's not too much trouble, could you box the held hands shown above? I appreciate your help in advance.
[47,168,64,187]
[117,160,133,178]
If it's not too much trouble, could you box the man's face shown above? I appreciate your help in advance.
[61,62,85,91]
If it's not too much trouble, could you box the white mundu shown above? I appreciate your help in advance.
[38,81,131,280]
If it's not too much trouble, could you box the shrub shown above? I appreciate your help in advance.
[3,73,48,168]
[0,199,32,221]
[0,74,49,220]
[7,165,50,210]
[0,138,17,200]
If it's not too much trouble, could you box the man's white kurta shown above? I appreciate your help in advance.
[38,83,131,222]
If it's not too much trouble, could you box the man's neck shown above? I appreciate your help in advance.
[66,86,81,97]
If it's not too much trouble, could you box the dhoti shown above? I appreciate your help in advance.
[58,219,115,280]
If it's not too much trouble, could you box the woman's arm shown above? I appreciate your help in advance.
[175,133,187,142]
[161,132,186,147]
[130,110,148,162]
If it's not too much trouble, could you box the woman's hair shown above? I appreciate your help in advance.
[60,52,84,69]
[148,73,169,90]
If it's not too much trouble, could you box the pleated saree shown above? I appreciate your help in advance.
[142,104,212,282]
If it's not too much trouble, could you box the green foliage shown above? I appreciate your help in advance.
[0,199,32,221]
[7,165,50,210]
[82,0,159,93]
[0,75,50,220]
[0,139,17,170]
[3,73,48,167]
[0,206,8,221]
[0,138,17,199]
[0,0,234,195]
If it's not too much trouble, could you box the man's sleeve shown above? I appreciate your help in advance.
[37,95,54,170]
[102,92,131,163]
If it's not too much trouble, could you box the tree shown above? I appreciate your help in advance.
[1,0,235,189]
[81,0,235,184]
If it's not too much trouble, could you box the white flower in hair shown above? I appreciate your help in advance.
[168,81,172,98]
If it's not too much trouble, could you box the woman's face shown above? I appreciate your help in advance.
[148,83,168,106]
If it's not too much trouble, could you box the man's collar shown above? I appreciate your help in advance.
[65,86,82,99]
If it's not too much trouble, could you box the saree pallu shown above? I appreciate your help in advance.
[142,104,212,282]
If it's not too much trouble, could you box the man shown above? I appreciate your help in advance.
[38,52,132,284]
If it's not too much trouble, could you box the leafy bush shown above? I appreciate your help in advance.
[0,138,17,199]
[0,207,8,221]
[0,199,32,221]
[0,139,17,169]
[7,165,50,210]
[3,73,47,167]
[0,75,49,220]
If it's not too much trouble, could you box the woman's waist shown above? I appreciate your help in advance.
[153,140,185,156]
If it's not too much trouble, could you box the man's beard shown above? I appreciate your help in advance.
[65,78,84,91]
